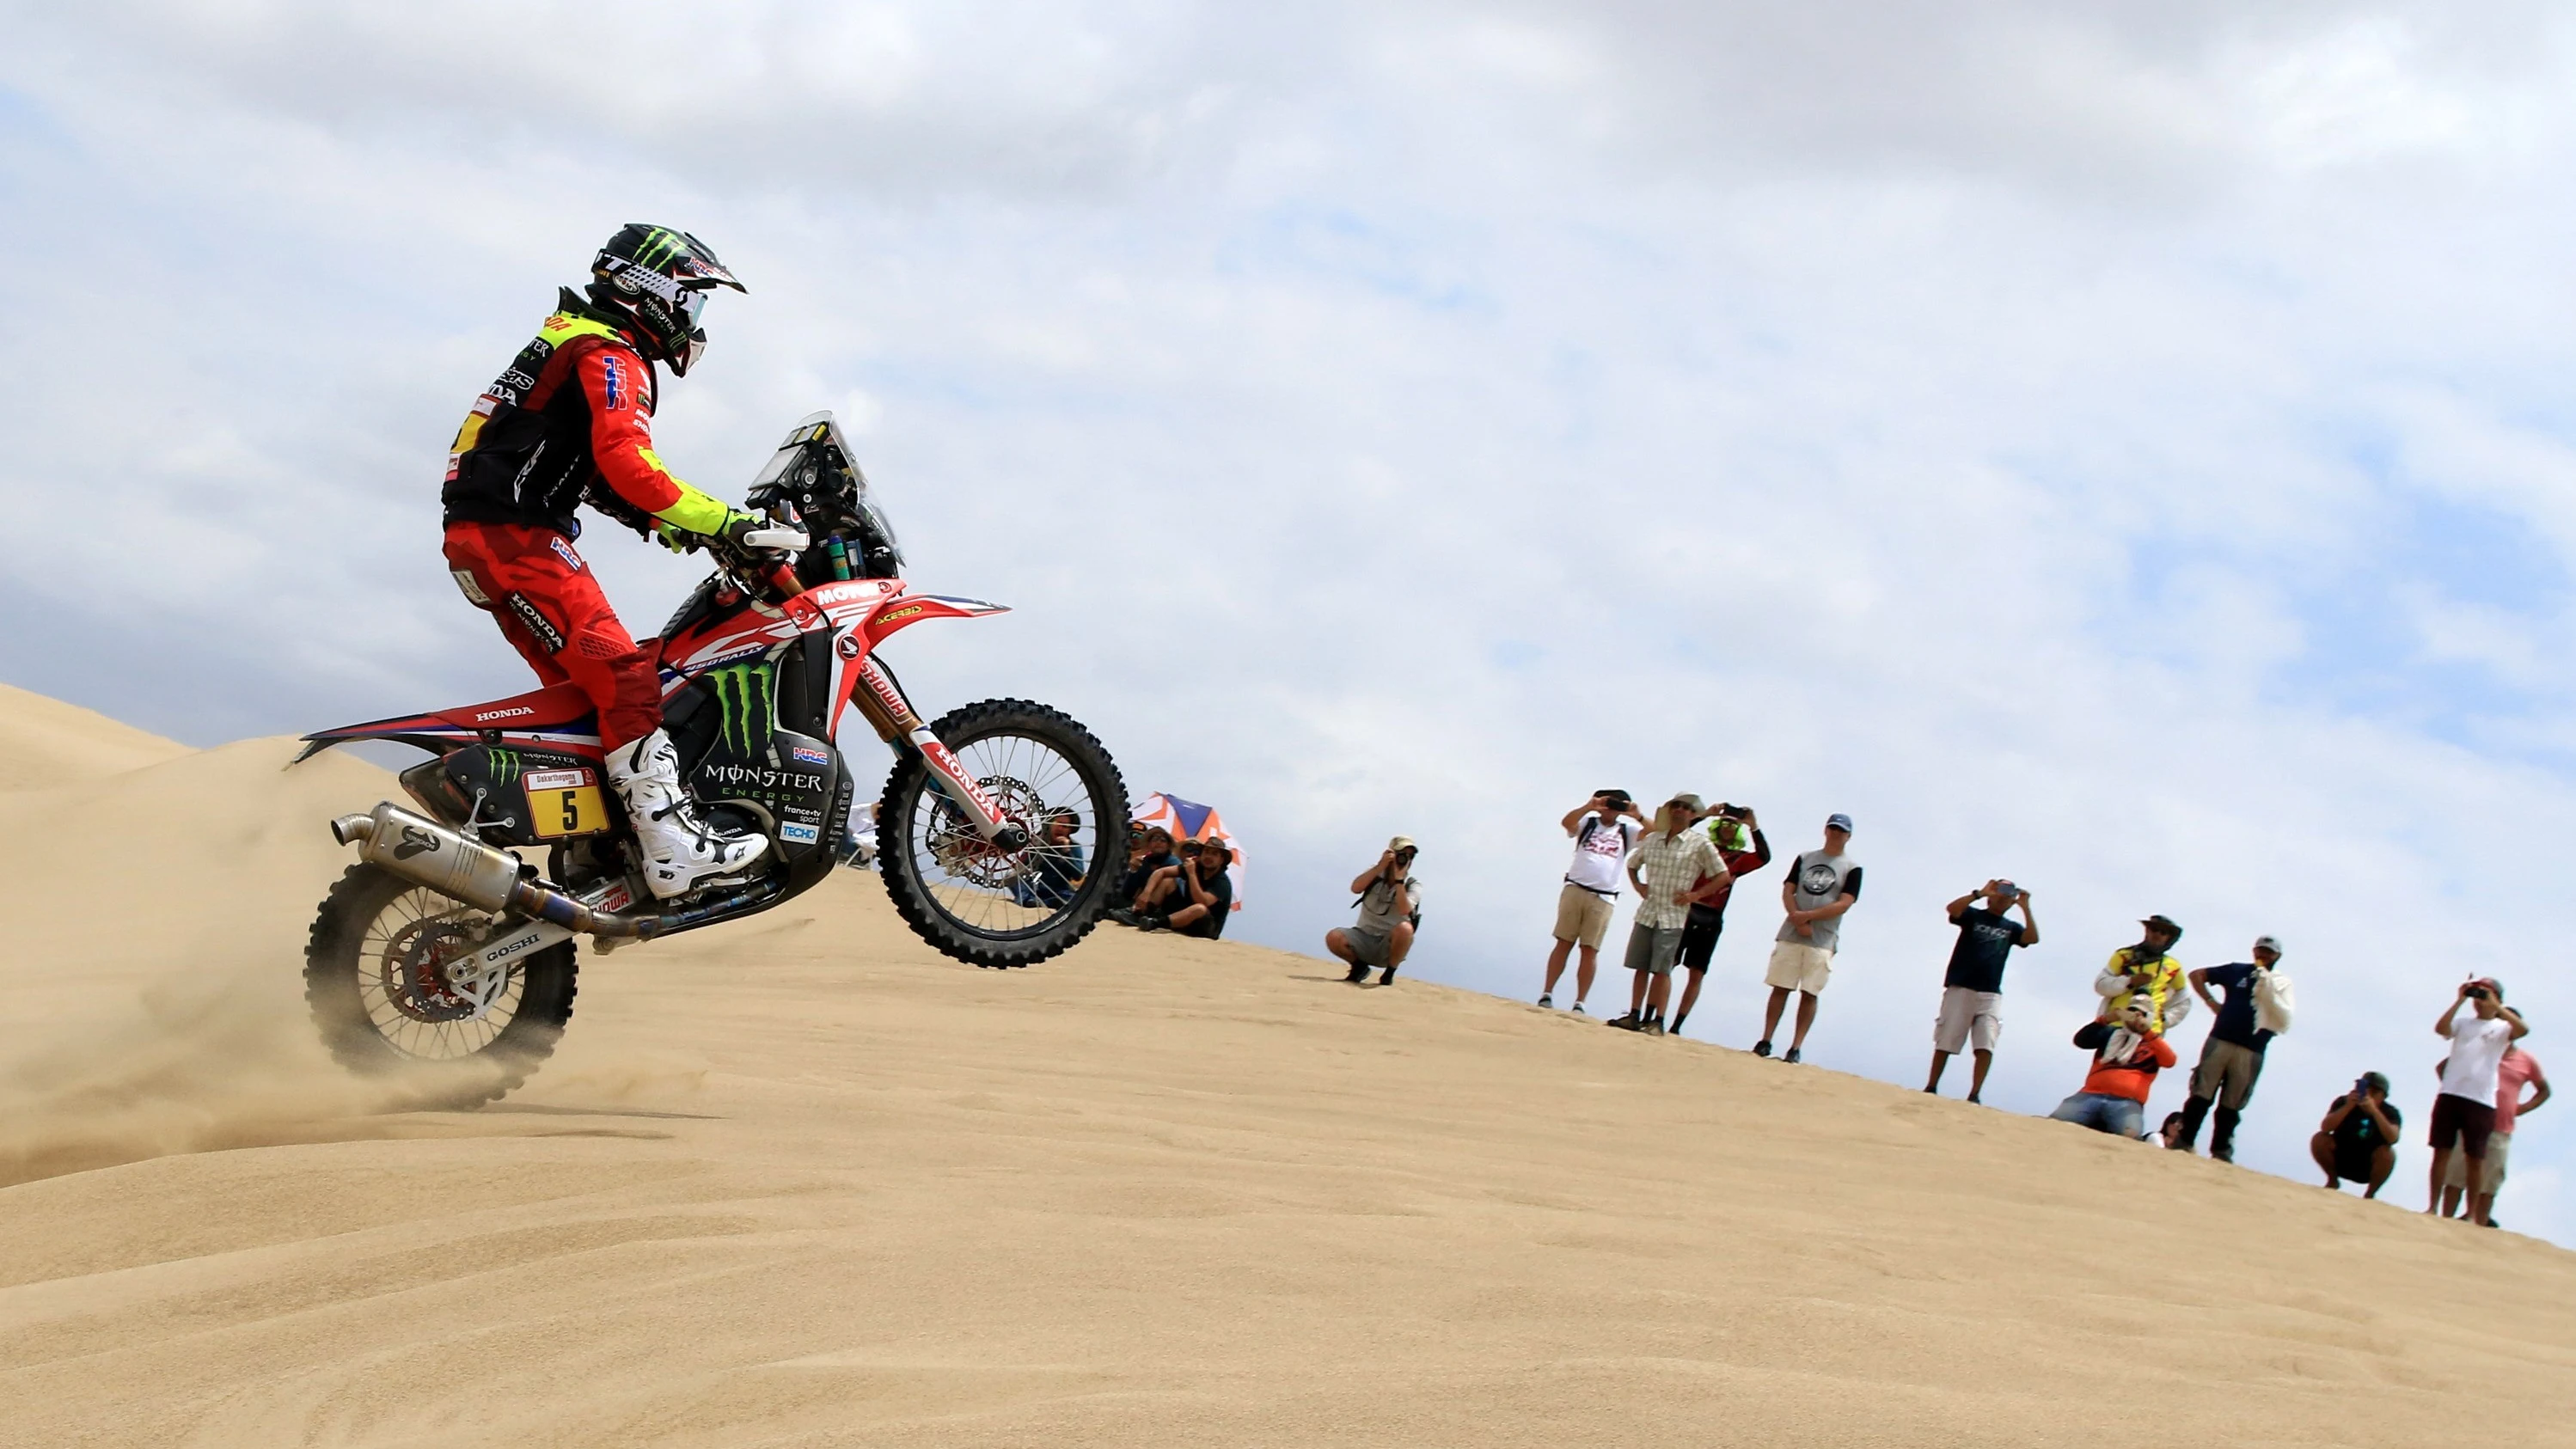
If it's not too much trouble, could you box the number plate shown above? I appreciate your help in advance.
[526,767,610,838]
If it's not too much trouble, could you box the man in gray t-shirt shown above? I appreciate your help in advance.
[1754,814,1863,1064]
[1328,836,1421,986]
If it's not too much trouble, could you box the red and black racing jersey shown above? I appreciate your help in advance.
[441,290,694,535]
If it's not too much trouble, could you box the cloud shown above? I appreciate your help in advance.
[6,2,2576,1244]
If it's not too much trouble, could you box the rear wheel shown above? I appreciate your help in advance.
[880,699,1128,968]
[303,864,578,1109]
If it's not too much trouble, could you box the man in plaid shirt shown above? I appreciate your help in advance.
[1611,792,1730,1036]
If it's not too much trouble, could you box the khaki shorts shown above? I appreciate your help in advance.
[1933,986,2001,1054]
[1553,883,1615,949]
[1765,939,1833,994]
[2444,1130,2512,1189]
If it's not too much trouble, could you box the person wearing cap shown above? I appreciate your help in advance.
[1539,792,1644,1014]
[1754,813,1862,1063]
[1610,795,1728,1035]
[2426,976,2529,1226]
[1136,839,1234,938]
[1329,837,1420,986]
[2438,1040,2548,1226]
[1924,879,2040,1104]
[2169,935,2288,1161]
[2095,915,2191,1034]
[2312,1073,2402,1195]
[2047,997,2176,1136]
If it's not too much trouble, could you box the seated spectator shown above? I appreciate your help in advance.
[1011,808,1084,909]
[2312,1073,2402,1197]
[1139,840,1233,938]
[1328,837,1420,986]
[1108,828,1177,924]
[2157,1111,2188,1149]
[2047,1000,2175,1137]
[2095,914,2191,1033]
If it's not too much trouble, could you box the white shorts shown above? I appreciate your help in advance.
[1765,940,1833,994]
[1933,986,2002,1054]
[2444,1130,2512,1189]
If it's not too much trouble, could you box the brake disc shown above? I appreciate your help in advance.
[382,916,498,1024]
[925,773,1045,888]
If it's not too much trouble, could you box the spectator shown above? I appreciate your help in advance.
[1138,840,1234,938]
[2095,915,2191,1033]
[2439,1044,2548,1226]
[1669,803,1772,1037]
[1923,879,2039,1104]
[1108,827,1178,924]
[1011,808,1084,909]
[1754,812,1862,1063]
[2426,977,2530,1226]
[2311,1073,2402,1197]
[1328,837,1420,986]
[2157,1111,2189,1149]
[1611,794,1728,1036]
[2169,934,2285,1162]
[2047,999,2175,1137]
[1539,791,1643,1015]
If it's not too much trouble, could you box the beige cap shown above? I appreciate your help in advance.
[1389,835,1416,853]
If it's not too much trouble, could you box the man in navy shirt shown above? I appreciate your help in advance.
[1924,879,2039,1103]
[2170,934,2284,1162]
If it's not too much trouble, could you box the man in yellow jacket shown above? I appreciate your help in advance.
[2095,914,2192,1033]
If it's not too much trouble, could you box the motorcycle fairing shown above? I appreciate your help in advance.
[293,681,605,763]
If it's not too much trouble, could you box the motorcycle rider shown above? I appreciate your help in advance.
[440,223,778,900]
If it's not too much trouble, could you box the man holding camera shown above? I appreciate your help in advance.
[1539,791,1643,1014]
[2047,998,2175,1137]
[1329,837,1420,986]
[1754,813,1862,1063]
[2312,1073,2402,1196]
[2169,935,2285,1162]
[1924,879,2039,1103]
[1669,802,1771,1037]
[2095,915,2191,1033]
[2426,977,2529,1226]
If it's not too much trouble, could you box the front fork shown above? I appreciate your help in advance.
[846,656,1030,849]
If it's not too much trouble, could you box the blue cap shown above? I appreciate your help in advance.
[1826,813,1854,833]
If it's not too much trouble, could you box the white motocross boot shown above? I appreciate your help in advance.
[605,728,769,900]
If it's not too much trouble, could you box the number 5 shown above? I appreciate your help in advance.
[561,790,580,831]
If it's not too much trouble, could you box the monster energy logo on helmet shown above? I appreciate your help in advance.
[706,663,774,757]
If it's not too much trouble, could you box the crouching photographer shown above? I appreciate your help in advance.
[1328,836,1421,986]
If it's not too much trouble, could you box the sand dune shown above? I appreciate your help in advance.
[1,692,2571,1446]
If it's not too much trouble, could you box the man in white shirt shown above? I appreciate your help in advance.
[1539,791,1643,1016]
[2426,976,2530,1226]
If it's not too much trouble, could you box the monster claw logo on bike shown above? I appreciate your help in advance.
[706,662,773,756]
[297,409,1129,1109]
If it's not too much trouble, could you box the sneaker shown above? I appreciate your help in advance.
[1784,1046,1802,1064]
[1752,1039,1772,1058]
[1377,969,1398,985]
[1606,1012,1642,1030]
[1537,994,1553,1009]
[1136,914,1166,933]
[1106,908,1139,927]
[1343,963,1370,984]
[1643,1019,1665,1037]
[1571,1003,1588,1016]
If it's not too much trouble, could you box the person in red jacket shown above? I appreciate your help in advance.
[440,223,774,899]
[2047,1000,2175,1137]
[1667,802,1771,1036]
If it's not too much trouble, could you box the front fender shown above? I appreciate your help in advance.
[861,592,1010,648]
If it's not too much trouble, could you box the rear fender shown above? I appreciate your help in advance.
[293,682,605,764]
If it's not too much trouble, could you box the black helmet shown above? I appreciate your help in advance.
[584,223,746,376]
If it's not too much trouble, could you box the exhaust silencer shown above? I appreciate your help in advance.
[331,802,655,939]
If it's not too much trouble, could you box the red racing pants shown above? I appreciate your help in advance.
[442,523,662,750]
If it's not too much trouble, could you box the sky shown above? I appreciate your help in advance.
[5,2,2576,1243]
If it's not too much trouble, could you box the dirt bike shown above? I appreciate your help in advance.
[294,413,1127,1107]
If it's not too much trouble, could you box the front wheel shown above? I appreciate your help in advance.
[303,863,579,1109]
[880,699,1128,968]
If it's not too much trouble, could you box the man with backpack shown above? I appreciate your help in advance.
[1330,837,1421,986]
[1539,792,1643,1014]
[2169,935,2291,1162]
